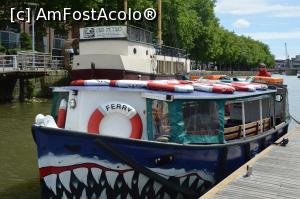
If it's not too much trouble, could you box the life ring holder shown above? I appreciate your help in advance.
[87,102,143,139]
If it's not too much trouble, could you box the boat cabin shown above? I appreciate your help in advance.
[51,82,288,144]
[71,25,190,80]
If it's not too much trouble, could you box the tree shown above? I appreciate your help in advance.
[20,32,32,50]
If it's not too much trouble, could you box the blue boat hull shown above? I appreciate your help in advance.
[32,123,289,199]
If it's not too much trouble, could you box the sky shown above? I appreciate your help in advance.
[215,0,300,60]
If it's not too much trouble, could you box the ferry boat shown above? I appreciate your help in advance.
[32,79,290,198]
[70,25,190,80]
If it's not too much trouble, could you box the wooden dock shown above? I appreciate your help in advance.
[201,125,300,199]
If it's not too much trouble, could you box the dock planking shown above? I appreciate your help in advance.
[201,125,300,199]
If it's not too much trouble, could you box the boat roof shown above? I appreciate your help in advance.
[55,86,277,100]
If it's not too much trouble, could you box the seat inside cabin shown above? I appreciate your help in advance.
[224,97,273,141]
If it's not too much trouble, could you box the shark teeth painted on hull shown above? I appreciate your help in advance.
[153,181,162,195]
[99,188,107,199]
[189,175,198,187]
[62,191,68,199]
[39,154,215,198]
[91,167,102,183]
[80,188,87,199]
[105,170,118,189]
[138,173,149,195]
[59,170,71,192]
[179,176,187,185]
[73,168,88,186]
[123,170,134,189]
[44,174,57,195]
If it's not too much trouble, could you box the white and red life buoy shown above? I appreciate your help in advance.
[71,79,110,86]
[109,80,148,88]
[147,82,194,92]
[232,82,268,91]
[227,82,256,92]
[87,102,143,139]
[57,99,67,128]
[193,83,235,94]
[70,79,266,94]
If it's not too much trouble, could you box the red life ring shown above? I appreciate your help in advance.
[87,102,143,139]
[57,99,67,128]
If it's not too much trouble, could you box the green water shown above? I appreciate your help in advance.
[0,101,51,199]
[0,75,299,199]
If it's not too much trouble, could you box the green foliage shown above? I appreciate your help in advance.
[20,32,32,50]
[0,45,6,54]
[0,0,275,69]
[7,48,21,55]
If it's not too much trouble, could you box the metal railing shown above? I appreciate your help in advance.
[0,55,18,72]
[0,53,64,72]
[155,45,188,58]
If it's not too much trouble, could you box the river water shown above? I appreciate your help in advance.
[0,75,299,199]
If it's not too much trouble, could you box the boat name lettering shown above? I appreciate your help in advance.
[105,103,132,113]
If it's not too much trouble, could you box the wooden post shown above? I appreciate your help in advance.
[157,0,162,47]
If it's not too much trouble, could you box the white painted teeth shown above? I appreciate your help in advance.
[125,193,132,199]
[59,170,71,192]
[72,180,79,189]
[73,168,89,186]
[91,193,97,199]
[164,192,171,199]
[91,168,102,183]
[80,188,87,199]
[105,171,118,189]
[138,174,148,195]
[117,180,122,188]
[99,188,107,199]
[123,170,134,189]
[44,174,57,195]
[62,191,68,199]
[188,175,197,187]
[197,179,203,189]
[153,181,162,195]
[179,176,187,185]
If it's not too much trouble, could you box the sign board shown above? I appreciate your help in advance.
[80,26,127,40]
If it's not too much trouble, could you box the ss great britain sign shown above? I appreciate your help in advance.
[80,26,127,40]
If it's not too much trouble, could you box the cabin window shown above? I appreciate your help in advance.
[151,100,171,139]
[147,99,224,144]
[133,48,137,54]
[182,101,220,136]
[146,50,148,55]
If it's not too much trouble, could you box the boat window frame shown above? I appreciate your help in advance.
[224,94,275,141]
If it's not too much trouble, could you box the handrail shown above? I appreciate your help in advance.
[0,54,64,72]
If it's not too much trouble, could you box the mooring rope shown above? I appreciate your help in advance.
[291,115,300,125]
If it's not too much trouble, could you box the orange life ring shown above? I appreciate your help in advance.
[87,102,143,139]
[253,76,283,85]
[57,99,67,128]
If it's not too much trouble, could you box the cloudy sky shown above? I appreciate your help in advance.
[215,0,300,59]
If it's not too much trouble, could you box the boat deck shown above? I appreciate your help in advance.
[201,125,300,199]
